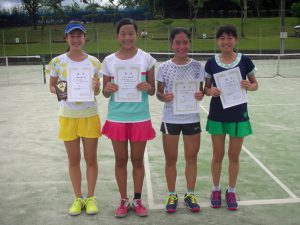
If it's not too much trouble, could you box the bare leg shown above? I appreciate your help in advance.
[228,137,244,188]
[65,138,82,197]
[82,137,98,197]
[211,135,226,187]
[183,133,200,191]
[130,141,147,193]
[112,141,128,199]
[162,134,180,192]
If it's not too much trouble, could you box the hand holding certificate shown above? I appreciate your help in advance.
[173,80,200,115]
[214,67,248,109]
[67,66,94,102]
[114,64,141,102]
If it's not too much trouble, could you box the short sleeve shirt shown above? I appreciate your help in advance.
[204,53,257,122]
[100,49,156,122]
[48,53,102,118]
[156,59,205,124]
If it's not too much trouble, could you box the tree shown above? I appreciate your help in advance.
[187,0,206,20]
[104,0,126,24]
[44,0,65,25]
[291,1,300,20]
[252,0,261,17]
[80,0,102,24]
[80,0,102,40]
[21,0,43,29]
[232,0,247,37]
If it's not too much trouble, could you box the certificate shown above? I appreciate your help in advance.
[173,80,200,115]
[114,64,141,102]
[67,66,94,102]
[214,67,248,109]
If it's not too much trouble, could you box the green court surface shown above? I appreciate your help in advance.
[0,63,299,225]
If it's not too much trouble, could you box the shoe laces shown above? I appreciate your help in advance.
[227,192,240,204]
[186,194,197,204]
[73,198,84,207]
[134,199,146,209]
[212,191,221,201]
[119,199,129,210]
[85,196,96,204]
[167,194,178,205]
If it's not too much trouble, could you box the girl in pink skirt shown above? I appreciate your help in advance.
[100,18,156,218]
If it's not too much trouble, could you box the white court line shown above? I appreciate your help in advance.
[248,103,300,107]
[199,105,298,199]
[277,76,300,85]
[242,145,298,199]
[144,106,299,210]
[144,147,155,209]
[148,198,300,210]
[0,180,113,186]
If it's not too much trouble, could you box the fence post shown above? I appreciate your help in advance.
[97,31,99,59]
[2,31,5,57]
[276,55,280,76]
[25,31,29,57]
[49,30,52,59]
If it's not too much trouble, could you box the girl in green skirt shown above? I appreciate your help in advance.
[204,25,258,211]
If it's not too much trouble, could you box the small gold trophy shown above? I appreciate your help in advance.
[55,80,67,101]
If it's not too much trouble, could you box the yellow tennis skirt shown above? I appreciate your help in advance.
[59,115,101,141]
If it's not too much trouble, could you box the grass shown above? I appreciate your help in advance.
[0,17,300,56]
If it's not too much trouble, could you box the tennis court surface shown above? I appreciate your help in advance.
[0,61,299,225]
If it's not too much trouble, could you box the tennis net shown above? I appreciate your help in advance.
[0,55,45,85]
[150,52,300,78]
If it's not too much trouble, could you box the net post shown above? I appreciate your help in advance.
[276,55,280,76]
[41,55,46,84]
[5,56,8,66]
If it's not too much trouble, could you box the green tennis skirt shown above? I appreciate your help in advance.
[206,119,253,138]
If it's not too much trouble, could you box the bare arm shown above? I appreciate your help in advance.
[93,77,101,95]
[49,76,58,94]
[102,75,118,98]
[194,81,204,101]
[156,81,173,102]
[204,78,221,97]
[240,75,258,91]
[136,66,156,96]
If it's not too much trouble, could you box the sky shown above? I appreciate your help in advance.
[0,0,108,10]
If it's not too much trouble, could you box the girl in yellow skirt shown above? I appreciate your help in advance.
[204,25,258,211]
[49,20,101,216]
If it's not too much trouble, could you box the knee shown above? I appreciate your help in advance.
[69,158,80,168]
[228,155,239,164]
[85,158,98,168]
[165,156,177,167]
[115,157,128,168]
[185,156,197,166]
[212,154,224,164]
[131,157,144,168]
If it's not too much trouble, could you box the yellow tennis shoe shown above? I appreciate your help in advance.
[69,197,85,216]
[85,196,99,215]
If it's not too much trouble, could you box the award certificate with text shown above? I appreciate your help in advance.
[114,64,141,102]
[214,67,248,109]
[173,80,200,115]
[67,66,94,102]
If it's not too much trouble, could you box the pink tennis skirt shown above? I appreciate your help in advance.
[102,120,156,142]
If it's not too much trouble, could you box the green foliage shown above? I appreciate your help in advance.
[153,14,163,20]
[0,17,299,56]
[162,18,173,26]
[291,1,300,18]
